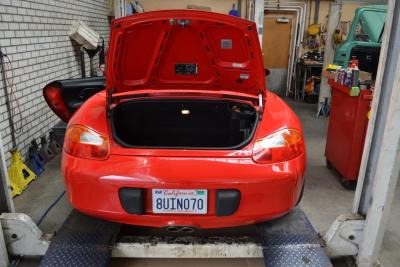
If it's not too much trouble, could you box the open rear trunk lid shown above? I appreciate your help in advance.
[107,10,266,98]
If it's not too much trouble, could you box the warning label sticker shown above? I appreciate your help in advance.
[221,39,232,49]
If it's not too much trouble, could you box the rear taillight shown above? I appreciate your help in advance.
[64,125,109,160]
[43,84,72,122]
[252,129,304,164]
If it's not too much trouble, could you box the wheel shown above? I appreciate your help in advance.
[340,178,357,190]
[326,159,333,170]
[296,182,305,206]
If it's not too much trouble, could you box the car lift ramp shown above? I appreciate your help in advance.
[37,207,331,267]
[39,210,120,266]
[258,207,331,266]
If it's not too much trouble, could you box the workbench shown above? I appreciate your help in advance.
[296,60,323,100]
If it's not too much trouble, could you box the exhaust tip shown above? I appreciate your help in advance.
[166,226,180,232]
[181,226,195,233]
[165,226,196,233]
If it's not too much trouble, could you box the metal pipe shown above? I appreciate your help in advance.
[266,8,300,93]
[264,3,307,94]
[264,3,307,58]
[314,0,320,24]
[80,46,86,78]
[264,2,307,85]
[317,3,341,113]
[263,2,307,50]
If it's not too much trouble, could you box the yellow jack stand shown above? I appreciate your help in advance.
[8,149,37,197]
[9,179,23,197]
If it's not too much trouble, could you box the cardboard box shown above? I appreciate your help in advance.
[359,71,372,81]
[69,20,99,50]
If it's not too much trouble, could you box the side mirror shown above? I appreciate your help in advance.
[265,69,270,76]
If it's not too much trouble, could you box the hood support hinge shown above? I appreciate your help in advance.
[106,88,113,117]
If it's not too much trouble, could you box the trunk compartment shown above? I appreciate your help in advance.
[111,99,258,149]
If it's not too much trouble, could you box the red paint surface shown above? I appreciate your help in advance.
[61,10,306,228]
[325,81,372,181]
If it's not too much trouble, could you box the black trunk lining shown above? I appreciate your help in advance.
[111,99,258,149]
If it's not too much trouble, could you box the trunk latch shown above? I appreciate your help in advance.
[170,19,192,27]
[106,88,113,117]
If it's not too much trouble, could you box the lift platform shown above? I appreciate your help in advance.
[39,211,120,266]
[34,207,331,266]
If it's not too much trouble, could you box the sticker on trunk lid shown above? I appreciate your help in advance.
[221,39,232,49]
[175,63,198,75]
[240,73,250,79]
[233,63,245,68]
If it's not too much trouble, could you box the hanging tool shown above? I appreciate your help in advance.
[69,21,102,77]
[0,48,17,148]
[1,47,36,196]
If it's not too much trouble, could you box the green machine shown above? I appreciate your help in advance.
[334,5,387,76]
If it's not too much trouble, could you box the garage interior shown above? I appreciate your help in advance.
[0,0,399,267]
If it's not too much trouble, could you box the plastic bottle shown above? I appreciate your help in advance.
[348,56,359,68]
[352,67,360,87]
[345,69,353,87]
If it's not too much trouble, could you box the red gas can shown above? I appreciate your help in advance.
[325,81,372,187]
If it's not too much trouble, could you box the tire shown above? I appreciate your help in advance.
[296,181,305,206]
[340,178,357,190]
[326,159,333,170]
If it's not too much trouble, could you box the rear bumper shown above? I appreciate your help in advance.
[62,153,305,229]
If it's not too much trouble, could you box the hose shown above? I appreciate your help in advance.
[37,190,66,226]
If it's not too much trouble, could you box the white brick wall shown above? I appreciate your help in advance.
[0,0,111,163]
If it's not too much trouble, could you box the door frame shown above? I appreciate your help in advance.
[262,13,297,75]
[264,4,306,96]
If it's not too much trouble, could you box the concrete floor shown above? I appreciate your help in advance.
[12,98,400,266]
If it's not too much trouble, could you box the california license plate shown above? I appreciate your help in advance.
[152,189,208,214]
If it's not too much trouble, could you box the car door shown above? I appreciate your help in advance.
[43,76,105,122]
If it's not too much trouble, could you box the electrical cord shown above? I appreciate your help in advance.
[36,190,66,226]
[4,55,24,135]
[0,48,24,136]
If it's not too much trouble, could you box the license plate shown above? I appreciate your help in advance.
[152,189,207,214]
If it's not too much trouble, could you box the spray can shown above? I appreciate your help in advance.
[345,69,353,87]
[339,68,345,85]
[352,68,360,87]
[336,67,342,84]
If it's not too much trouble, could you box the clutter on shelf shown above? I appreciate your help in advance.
[323,56,373,93]
[302,50,324,62]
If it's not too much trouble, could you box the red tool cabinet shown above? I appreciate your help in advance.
[325,81,373,187]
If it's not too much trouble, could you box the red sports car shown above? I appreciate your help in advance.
[44,10,305,230]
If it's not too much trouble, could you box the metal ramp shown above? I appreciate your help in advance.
[257,207,332,266]
[39,210,120,267]
[39,207,330,266]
